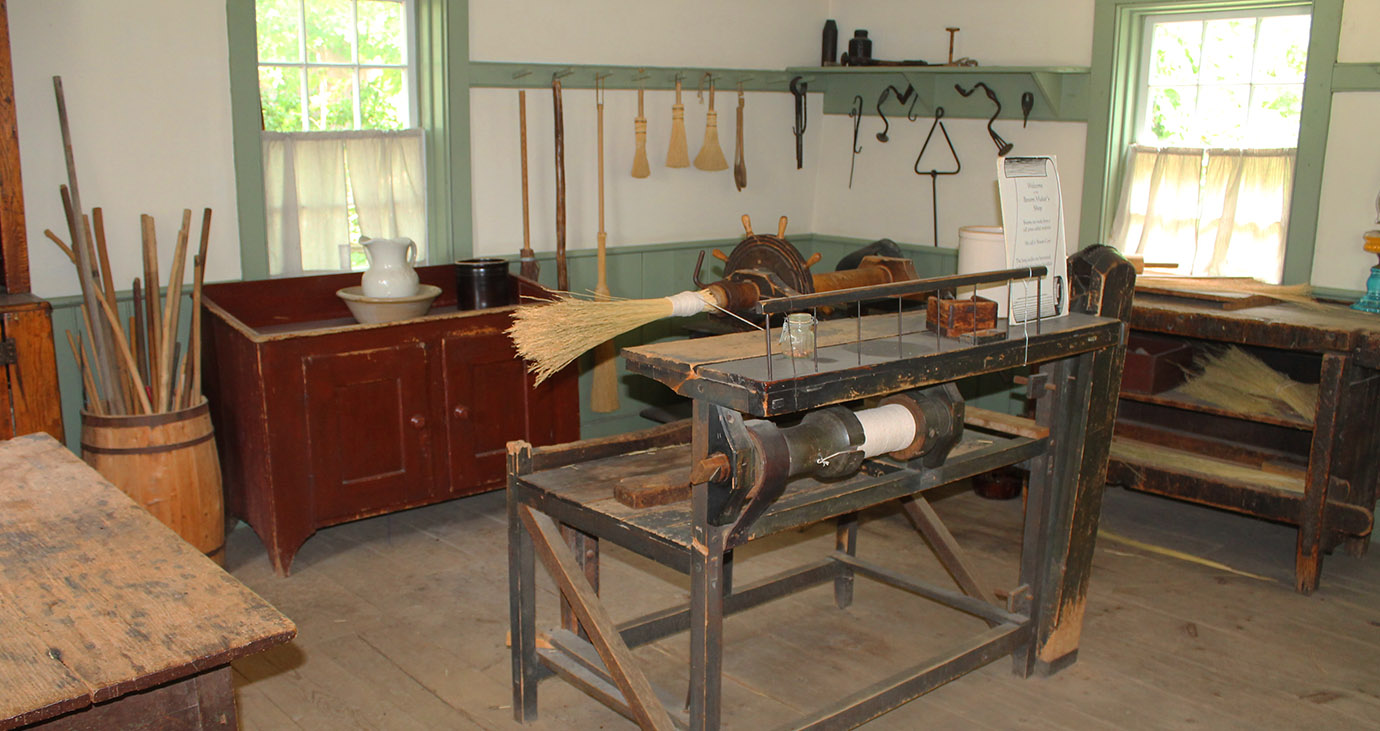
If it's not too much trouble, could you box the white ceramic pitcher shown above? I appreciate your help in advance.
[360,237,420,298]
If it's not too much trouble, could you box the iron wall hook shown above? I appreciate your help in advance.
[915,106,963,246]
[955,82,1013,155]
[848,95,864,188]
[875,83,916,143]
[790,76,808,169]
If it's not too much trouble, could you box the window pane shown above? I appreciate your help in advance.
[1201,18,1256,84]
[1248,84,1304,146]
[358,0,404,65]
[1196,85,1250,146]
[256,0,302,62]
[259,65,303,132]
[1146,86,1197,145]
[1149,21,1202,85]
[307,66,355,130]
[305,0,354,64]
[1254,15,1310,84]
[359,68,406,129]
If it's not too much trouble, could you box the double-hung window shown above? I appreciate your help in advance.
[1109,7,1310,282]
[255,0,426,277]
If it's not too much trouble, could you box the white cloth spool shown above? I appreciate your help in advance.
[855,403,918,458]
[956,225,1008,318]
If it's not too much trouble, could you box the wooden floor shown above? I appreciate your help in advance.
[226,483,1380,730]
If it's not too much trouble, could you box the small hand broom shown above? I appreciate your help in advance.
[694,76,729,172]
[666,78,690,168]
[631,83,651,179]
[509,290,717,385]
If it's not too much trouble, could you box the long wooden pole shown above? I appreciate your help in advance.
[552,78,568,292]
[518,91,538,281]
[158,210,191,412]
[141,214,163,401]
[590,80,618,413]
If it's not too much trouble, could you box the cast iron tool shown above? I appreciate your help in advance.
[790,76,808,169]
[848,94,863,188]
[955,82,1013,155]
[914,107,962,247]
[1021,92,1034,127]
[875,84,917,143]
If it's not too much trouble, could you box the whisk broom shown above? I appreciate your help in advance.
[694,75,729,171]
[631,81,650,179]
[510,290,717,385]
[666,77,689,168]
[591,79,619,413]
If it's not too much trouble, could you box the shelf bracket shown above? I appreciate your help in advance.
[1028,71,1063,119]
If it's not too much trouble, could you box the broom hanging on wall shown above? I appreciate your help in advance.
[590,76,619,413]
[666,76,689,168]
[631,73,651,179]
[694,73,729,172]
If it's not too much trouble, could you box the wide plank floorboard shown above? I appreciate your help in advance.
[228,485,1380,729]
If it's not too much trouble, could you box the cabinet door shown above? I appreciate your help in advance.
[304,343,434,523]
[442,328,527,496]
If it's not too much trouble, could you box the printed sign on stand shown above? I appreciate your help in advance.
[997,156,1069,324]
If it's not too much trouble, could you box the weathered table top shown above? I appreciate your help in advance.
[0,434,296,729]
[623,310,1121,416]
[1130,294,1380,362]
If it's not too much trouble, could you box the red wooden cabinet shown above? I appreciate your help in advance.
[202,267,578,575]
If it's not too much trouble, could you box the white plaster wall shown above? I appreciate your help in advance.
[1312,0,1380,290]
[1312,92,1380,290]
[470,87,822,256]
[812,0,1093,247]
[824,0,1096,68]
[10,0,241,299]
[468,0,827,253]
[469,0,826,68]
[1338,0,1380,63]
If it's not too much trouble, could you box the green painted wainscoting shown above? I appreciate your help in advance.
[43,235,969,452]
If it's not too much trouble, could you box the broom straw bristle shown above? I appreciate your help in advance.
[667,106,689,168]
[1178,346,1317,422]
[510,295,678,384]
[632,119,651,178]
[694,110,729,171]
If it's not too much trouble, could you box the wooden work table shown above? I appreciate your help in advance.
[0,434,296,730]
[1108,294,1380,594]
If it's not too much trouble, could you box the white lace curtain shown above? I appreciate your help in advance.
[262,128,427,277]
[1109,144,1295,283]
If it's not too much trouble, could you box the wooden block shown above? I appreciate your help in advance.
[613,473,690,509]
[926,296,998,337]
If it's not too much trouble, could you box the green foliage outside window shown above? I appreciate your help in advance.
[1143,13,1309,148]
[255,0,408,132]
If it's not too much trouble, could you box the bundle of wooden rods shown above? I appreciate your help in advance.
[46,76,212,417]
[46,208,213,417]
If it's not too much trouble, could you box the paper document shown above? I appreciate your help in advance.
[997,156,1068,324]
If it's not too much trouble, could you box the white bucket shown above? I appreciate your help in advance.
[956,225,1008,317]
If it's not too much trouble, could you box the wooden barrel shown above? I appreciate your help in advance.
[81,400,225,564]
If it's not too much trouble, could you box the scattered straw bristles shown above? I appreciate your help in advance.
[1136,277,1325,310]
[509,292,711,384]
[1178,346,1317,422]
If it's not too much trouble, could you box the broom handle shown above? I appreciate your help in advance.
[159,210,192,412]
[553,79,568,292]
[591,83,619,413]
[142,215,163,398]
[518,90,537,280]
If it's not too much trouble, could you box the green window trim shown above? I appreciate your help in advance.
[1080,0,1342,285]
[224,0,472,281]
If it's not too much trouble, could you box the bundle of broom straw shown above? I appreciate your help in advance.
[694,75,729,172]
[1178,346,1317,422]
[666,78,689,168]
[509,289,716,384]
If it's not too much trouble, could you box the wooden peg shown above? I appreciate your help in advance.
[741,214,753,236]
[778,215,788,238]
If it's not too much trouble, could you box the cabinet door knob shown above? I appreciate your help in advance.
[453,405,469,420]
[409,414,426,429]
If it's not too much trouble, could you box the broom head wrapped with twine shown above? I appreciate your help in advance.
[666,79,690,168]
[694,80,729,172]
[509,290,715,384]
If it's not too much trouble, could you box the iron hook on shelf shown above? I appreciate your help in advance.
[875,83,916,143]
[790,76,808,169]
[955,81,1013,155]
[914,107,962,246]
[848,95,864,188]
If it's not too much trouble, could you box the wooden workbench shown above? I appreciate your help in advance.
[0,434,296,730]
[507,246,1135,729]
[1108,295,1380,594]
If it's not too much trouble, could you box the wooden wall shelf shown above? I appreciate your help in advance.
[466,61,1091,121]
